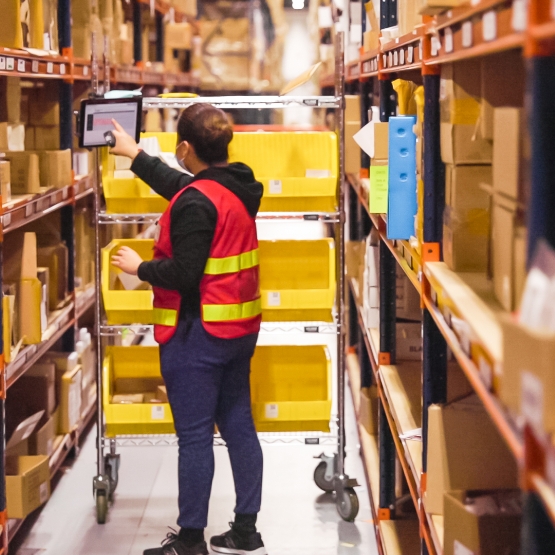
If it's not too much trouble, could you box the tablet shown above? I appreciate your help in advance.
[78,97,142,148]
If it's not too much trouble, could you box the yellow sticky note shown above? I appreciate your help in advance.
[370,165,389,213]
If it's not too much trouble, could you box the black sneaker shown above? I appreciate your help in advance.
[210,523,267,555]
[144,529,209,555]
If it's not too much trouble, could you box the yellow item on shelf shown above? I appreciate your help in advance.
[392,79,418,116]
[251,345,332,432]
[102,132,338,214]
[259,239,336,322]
[157,93,199,99]
[101,239,155,325]
[103,346,174,436]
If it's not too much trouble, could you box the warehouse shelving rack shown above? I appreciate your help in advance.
[90,31,364,525]
[328,0,555,553]
[0,0,201,549]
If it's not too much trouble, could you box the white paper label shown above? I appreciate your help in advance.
[269,180,282,194]
[382,54,387,67]
[454,540,475,555]
[6,58,14,71]
[17,59,25,72]
[39,482,49,504]
[408,47,414,64]
[482,11,497,41]
[265,403,279,419]
[400,49,405,65]
[84,65,89,76]
[305,169,331,178]
[151,405,165,420]
[419,41,423,60]
[431,36,441,56]
[0,57,5,70]
[267,292,281,306]
[32,60,39,73]
[47,62,54,74]
[444,27,454,53]
[462,21,473,48]
[512,0,528,31]
[388,52,393,67]
[60,64,66,75]
[522,371,544,430]
[393,50,398,66]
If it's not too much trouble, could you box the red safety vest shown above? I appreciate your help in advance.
[152,179,262,344]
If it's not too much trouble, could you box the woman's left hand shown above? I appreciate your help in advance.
[112,246,143,276]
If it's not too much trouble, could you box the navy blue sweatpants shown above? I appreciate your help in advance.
[159,317,263,529]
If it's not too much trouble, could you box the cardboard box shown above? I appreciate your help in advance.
[443,490,521,555]
[157,385,168,403]
[346,122,362,174]
[445,164,491,212]
[0,159,11,203]
[424,396,518,516]
[443,205,489,272]
[440,61,492,164]
[37,150,72,188]
[500,318,555,434]
[346,241,366,299]
[58,364,83,434]
[363,30,379,52]
[441,123,492,165]
[359,386,378,434]
[38,243,69,309]
[514,226,527,308]
[29,88,60,126]
[6,411,44,460]
[481,51,525,141]
[493,108,524,201]
[396,269,422,321]
[165,22,192,50]
[33,126,60,150]
[14,363,57,418]
[5,152,40,194]
[398,0,422,36]
[114,377,165,394]
[29,415,56,457]
[170,0,197,16]
[6,456,50,519]
[345,95,361,123]
[492,195,517,311]
[112,393,145,404]
[0,77,21,123]
[396,322,422,360]
[373,122,389,161]
[417,0,464,15]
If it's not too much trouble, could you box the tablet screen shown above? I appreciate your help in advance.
[80,98,141,147]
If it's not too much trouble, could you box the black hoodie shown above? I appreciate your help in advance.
[132,151,263,319]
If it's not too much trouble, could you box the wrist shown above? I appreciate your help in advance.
[129,146,141,161]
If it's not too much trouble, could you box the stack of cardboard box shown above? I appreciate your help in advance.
[440,61,492,272]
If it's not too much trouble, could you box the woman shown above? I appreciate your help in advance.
[110,103,266,555]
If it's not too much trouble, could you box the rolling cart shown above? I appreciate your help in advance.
[90,31,360,524]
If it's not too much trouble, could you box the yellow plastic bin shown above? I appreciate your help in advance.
[251,345,332,432]
[102,131,338,214]
[259,238,336,322]
[101,239,155,324]
[103,346,174,436]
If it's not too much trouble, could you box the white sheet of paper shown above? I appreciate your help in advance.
[353,122,375,158]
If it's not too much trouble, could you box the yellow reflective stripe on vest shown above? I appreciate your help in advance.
[152,308,178,327]
[203,298,262,322]
[204,249,259,275]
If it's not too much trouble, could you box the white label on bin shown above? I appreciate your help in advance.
[512,0,527,31]
[267,292,281,306]
[393,50,398,66]
[306,169,331,178]
[462,21,473,48]
[0,57,5,70]
[47,62,53,74]
[522,371,543,430]
[152,405,165,420]
[482,10,497,42]
[431,36,441,56]
[400,49,405,65]
[444,27,454,53]
[6,58,14,71]
[269,180,282,194]
[32,60,39,73]
[454,541,475,555]
[60,64,66,75]
[407,47,414,64]
[17,59,25,72]
[265,404,279,419]
[39,482,49,503]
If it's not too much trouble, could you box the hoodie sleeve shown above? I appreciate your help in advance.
[137,189,217,298]
[130,151,193,201]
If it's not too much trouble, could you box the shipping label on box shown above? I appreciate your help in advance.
[369,163,388,213]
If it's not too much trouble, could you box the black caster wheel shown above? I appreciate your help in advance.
[337,487,359,522]
[96,490,108,524]
[314,461,335,493]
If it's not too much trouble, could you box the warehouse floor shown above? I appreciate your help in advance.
[13,392,378,555]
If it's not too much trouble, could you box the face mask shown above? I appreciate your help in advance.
[177,156,193,176]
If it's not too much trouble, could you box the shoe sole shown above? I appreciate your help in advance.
[210,546,267,555]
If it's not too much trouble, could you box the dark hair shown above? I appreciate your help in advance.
[177,104,233,164]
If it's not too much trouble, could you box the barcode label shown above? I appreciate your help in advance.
[0,57,5,70]
[393,50,398,66]
[265,404,279,418]
[269,180,282,194]
[400,49,405,65]
[408,47,414,64]
[512,0,527,31]
[60,64,66,75]
[431,36,441,56]
[267,292,281,306]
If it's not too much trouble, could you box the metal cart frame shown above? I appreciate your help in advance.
[91,31,360,524]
